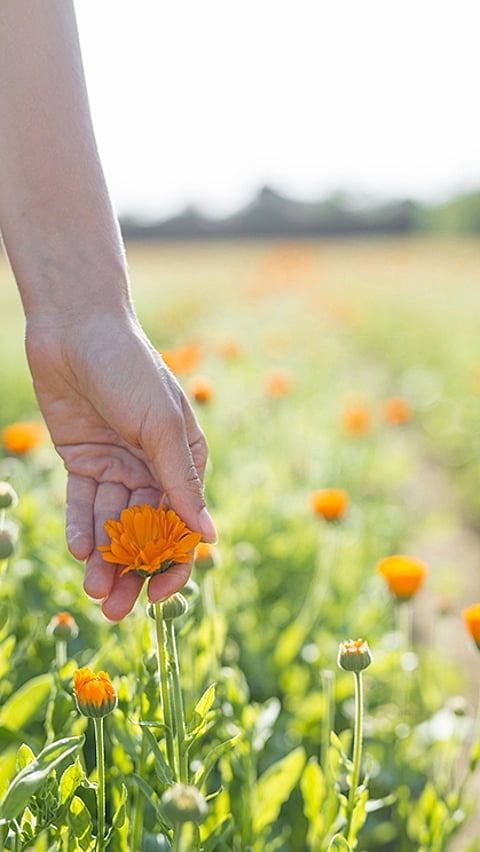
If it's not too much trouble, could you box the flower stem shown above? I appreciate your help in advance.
[321,669,335,774]
[94,717,106,852]
[166,619,189,784]
[55,639,67,669]
[154,602,177,777]
[345,670,364,841]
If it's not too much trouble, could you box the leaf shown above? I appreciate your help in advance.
[104,782,128,844]
[193,735,241,791]
[16,744,35,772]
[252,747,306,836]
[141,727,173,785]
[0,674,53,731]
[0,735,84,821]
[200,816,234,852]
[301,757,326,842]
[59,758,85,807]
[187,683,216,741]
[68,794,94,851]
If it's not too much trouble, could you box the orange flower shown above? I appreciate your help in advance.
[73,667,117,718]
[217,338,240,359]
[264,369,293,398]
[377,555,427,600]
[462,604,480,650]
[309,488,348,522]
[2,420,45,454]
[98,503,202,578]
[189,376,214,404]
[382,397,411,426]
[342,405,371,436]
[162,344,202,376]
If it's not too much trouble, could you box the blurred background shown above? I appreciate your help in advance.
[74,0,480,238]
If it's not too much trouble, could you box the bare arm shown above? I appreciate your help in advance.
[0,0,216,620]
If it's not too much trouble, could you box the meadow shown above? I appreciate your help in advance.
[1,236,480,850]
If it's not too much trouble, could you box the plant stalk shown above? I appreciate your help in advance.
[345,670,364,841]
[94,717,106,852]
[154,602,177,777]
[166,619,189,784]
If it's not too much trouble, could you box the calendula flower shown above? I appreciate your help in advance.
[309,488,348,522]
[338,638,373,672]
[189,376,214,404]
[98,503,201,578]
[73,667,117,718]
[2,420,45,455]
[462,604,480,650]
[382,397,411,426]
[341,405,371,436]
[264,369,293,398]
[377,554,427,600]
[162,344,202,376]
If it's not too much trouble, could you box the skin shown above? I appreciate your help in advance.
[0,0,216,621]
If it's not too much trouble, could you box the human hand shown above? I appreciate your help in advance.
[25,311,216,621]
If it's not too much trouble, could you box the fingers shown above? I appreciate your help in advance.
[101,568,144,622]
[66,474,96,560]
[83,481,130,601]
[147,561,192,604]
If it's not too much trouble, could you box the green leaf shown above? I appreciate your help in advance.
[68,794,94,851]
[16,744,35,772]
[141,727,173,785]
[252,746,306,837]
[59,758,85,807]
[187,683,216,740]
[200,816,234,852]
[0,735,84,821]
[104,782,127,844]
[301,758,326,842]
[193,735,241,791]
[0,674,53,731]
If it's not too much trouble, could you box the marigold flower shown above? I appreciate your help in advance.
[377,554,427,600]
[189,376,214,404]
[264,369,293,398]
[309,488,348,522]
[338,638,373,672]
[217,338,240,359]
[2,421,45,455]
[382,397,411,426]
[73,667,117,718]
[47,611,79,641]
[161,344,202,376]
[462,604,480,650]
[98,503,202,578]
[341,405,371,436]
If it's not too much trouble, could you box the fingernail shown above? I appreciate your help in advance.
[198,507,217,542]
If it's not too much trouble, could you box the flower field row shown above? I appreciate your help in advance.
[1,237,480,850]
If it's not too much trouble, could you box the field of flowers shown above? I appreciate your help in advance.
[1,236,480,851]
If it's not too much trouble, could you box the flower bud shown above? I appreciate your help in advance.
[162,592,188,621]
[161,783,208,824]
[337,639,373,672]
[73,667,117,718]
[0,528,16,560]
[194,542,220,572]
[0,482,18,510]
[47,611,79,641]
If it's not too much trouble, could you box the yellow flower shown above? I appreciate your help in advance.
[98,503,202,578]
[462,604,480,650]
[309,488,349,522]
[2,421,45,455]
[73,667,117,718]
[377,554,427,600]
[189,376,214,404]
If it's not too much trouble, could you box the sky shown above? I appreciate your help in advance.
[74,0,480,220]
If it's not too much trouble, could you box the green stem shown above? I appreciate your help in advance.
[345,671,363,841]
[131,732,147,850]
[166,619,189,784]
[154,602,177,777]
[94,717,106,852]
[201,573,220,673]
[55,639,67,668]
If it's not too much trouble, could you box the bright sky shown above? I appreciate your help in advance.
[74,0,480,220]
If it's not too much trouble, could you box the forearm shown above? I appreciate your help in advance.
[0,0,131,325]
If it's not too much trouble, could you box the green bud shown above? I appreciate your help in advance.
[0,482,18,510]
[161,592,189,621]
[161,783,208,824]
[337,638,373,672]
[47,612,79,641]
[0,528,15,560]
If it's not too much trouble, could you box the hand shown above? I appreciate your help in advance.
[25,310,216,621]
